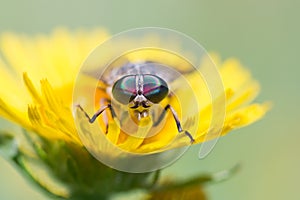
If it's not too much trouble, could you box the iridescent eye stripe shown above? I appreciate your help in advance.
[121,76,136,94]
[142,75,163,94]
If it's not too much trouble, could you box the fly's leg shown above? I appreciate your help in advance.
[153,104,194,143]
[76,100,116,134]
[99,98,112,134]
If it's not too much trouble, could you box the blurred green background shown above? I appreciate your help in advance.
[0,0,299,199]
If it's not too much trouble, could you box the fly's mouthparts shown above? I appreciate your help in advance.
[135,110,149,121]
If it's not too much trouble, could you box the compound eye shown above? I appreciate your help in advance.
[112,75,136,104]
[143,75,169,103]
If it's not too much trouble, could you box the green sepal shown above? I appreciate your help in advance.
[0,131,18,158]
[15,129,158,199]
[146,165,240,200]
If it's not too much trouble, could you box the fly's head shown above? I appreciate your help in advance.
[112,74,169,121]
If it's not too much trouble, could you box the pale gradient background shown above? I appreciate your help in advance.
[0,0,299,199]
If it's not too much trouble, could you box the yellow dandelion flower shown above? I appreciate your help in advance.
[0,28,269,199]
[71,28,270,172]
